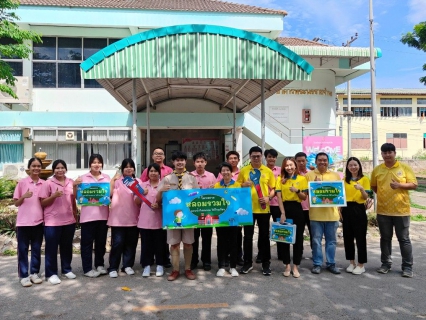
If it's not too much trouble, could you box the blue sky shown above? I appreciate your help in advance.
[231,0,426,89]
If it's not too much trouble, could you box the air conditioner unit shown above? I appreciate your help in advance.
[65,131,76,141]
[0,76,32,104]
[2,163,27,180]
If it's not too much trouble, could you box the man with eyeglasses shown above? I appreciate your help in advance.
[371,143,417,278]
[237,146,275,275]
[140,148,173,182]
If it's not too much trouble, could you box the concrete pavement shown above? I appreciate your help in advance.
[0,225,425,320]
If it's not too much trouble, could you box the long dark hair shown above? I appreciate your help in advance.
[28,157,42,169]
[280,157,298,179]
[121,158,136,178]
[52,159,67,171]
[344,157,364,184]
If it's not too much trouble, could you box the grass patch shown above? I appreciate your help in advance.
[367,212,378,227]
[2,249,17,256]
[411,214,426,222]
[72,248,81,254]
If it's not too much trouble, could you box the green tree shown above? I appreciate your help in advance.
[401,21,426,85]
[0,0,41,98]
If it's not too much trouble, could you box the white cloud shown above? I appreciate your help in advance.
[169,197,181,204]
[236,208,249,215]
[407,0,426,24]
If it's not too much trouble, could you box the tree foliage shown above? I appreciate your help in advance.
[0,0,41,98]
[401,21,426,86]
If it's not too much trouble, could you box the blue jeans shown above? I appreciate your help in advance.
[44,224,76,277]
[310,221,339,267]
[80,220,108,273]
[108,226,139,272]
[17,223,44,278]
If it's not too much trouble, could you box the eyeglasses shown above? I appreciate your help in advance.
[251,155,261,159]
[153,153,164,156]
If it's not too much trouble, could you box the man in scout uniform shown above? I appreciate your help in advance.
[156,151,199,281]
[237,146,276,275]
[371,143,417,278]
[305,152,341,275]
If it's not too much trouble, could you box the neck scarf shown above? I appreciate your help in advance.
[174,168,187,190]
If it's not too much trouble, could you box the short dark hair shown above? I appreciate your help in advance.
[152,147,165,155]
[315,152,328,161]
[120,158,136,178]
[193,152,207,162]
[249,146,262,155]
[295,152,307,160]
[226,151,240,160]
[89,154,104,168]
[147,162,161,175]
[264,149,278,157]
[381,143,396,153]
[52,159,67,171]
[171,151,187,161]
[218,162,232,173]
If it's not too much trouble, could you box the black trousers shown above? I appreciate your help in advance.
[192,228,212,265]
[108,226,139,272]
[303,210,312,251]
[243,213,271,264]
[270,206,285,259]
[140,228,165,268]
[341,202,368,264]
[282,201,305,266]
[216,226,238,268]
[80,220,108,273]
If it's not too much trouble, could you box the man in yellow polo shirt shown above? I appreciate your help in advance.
[370,143,417,278]
[237,146,275,276]
[305,152,341,275]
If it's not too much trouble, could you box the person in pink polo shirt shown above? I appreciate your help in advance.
[107,158,140,278]
[190,152,216,271]
[13,157,45,287]
[140,147,173,268]
[39,159,77,285]
[137,163,165,278]
[73,154,110,278]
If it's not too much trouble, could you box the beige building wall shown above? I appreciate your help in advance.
[336,90,426,160]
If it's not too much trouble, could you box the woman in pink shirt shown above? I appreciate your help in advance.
[39,159,77,285]
[13,157,45,287]
[107,158,140,278]
[73,154,110,278]
[137,163,165,277]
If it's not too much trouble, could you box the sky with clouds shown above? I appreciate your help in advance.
[230,0,426,89]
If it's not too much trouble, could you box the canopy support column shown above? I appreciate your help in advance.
[132,79,137,167]
[261,79,266,158]
[146,98,151,166]
[233,92,237,150]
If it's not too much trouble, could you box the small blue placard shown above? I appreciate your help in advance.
[308,181,346,207]
[76,182,111,206]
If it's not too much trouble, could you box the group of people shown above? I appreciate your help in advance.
[13,142,417,287]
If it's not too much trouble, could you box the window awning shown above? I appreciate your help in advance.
[80,24,314,112]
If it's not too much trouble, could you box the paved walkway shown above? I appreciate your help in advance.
[0,225,425,320]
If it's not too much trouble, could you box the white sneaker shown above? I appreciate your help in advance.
[229,268,239,277]
[109,271,118,278]
[156,265,164,277]
[124,267,135,275]
[346,264,356,273]
[216,268,226,277]
[352,266,366,275]
[84,270,101,278]
[142,266,151,277]
[96,266,107,275]
[29,274,42,284]
[20,277,32,287]
[48,275,61,285]
[63,272,76,279]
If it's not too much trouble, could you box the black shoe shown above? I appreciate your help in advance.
[311,265,321,274]
[262,263,271,276]
[402,269,413,278]
[203,264,211,271]
[164,261,172,269]
[255,255,262,264]
[190,263,198,270]
[326,265,341,274]
[237,258,244,266]
[239,263,253,274]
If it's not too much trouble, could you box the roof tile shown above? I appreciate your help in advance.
[277,37,330,47]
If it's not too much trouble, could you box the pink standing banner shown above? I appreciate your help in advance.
[302,136,343,169]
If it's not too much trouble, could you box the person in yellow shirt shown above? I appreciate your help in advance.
[276,157,308,278]
[370,143,417,278]
[214,162,242,278]
[342,157,370,275]
[237,146,275,275]
[305,152,341,275]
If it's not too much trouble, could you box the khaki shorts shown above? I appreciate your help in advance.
[167,229,195,245]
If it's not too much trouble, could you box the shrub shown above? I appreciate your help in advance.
[0,178,17,200]
[367,212,377,227]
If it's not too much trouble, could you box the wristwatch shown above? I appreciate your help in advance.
[296,189,300,194]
